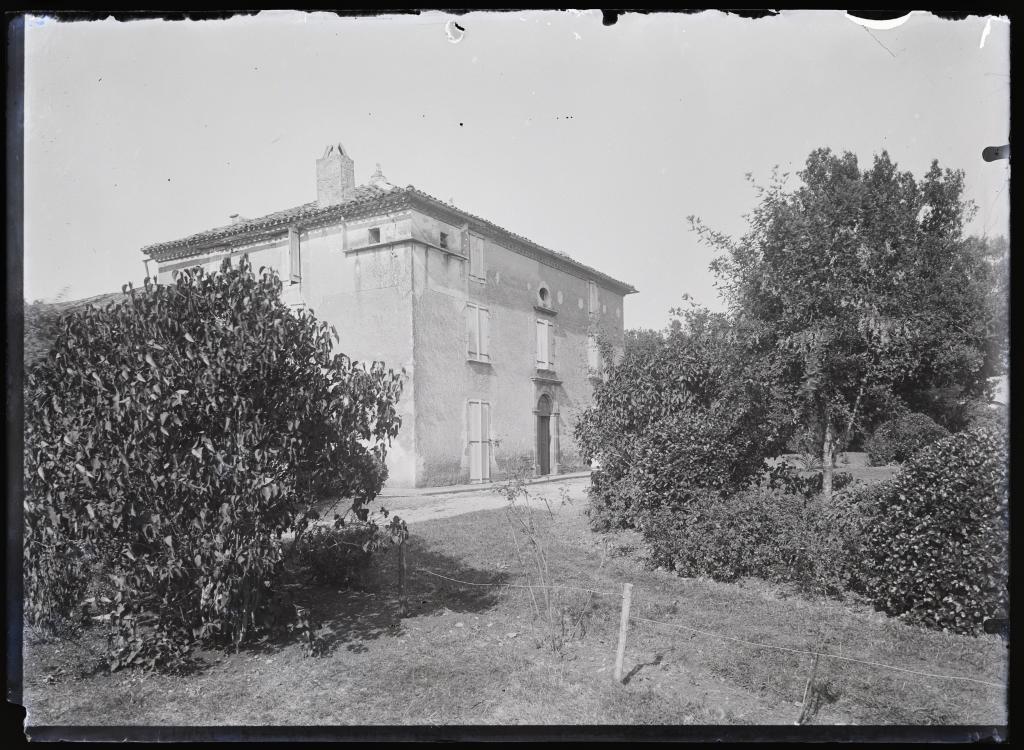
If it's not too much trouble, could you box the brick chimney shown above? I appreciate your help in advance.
[316,142,355,206]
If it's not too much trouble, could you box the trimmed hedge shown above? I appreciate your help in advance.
[866,412,950,466]
[642,481,865,597]
[854,428,1008,635]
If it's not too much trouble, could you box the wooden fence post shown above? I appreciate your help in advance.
[398,538,408,618]
[614,582,634,684]
[796,652,821,725]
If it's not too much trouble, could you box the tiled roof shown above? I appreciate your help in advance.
[140,183,399,258]
[141,183,636,295]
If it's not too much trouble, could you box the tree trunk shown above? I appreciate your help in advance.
[821,416,834,502]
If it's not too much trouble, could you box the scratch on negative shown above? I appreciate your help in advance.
[863,27,897,58]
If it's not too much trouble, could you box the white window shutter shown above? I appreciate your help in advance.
[548,323,556,369]
[468,401,482,480]
[289,227,301,283]
[481,402,491,480]
[468,401,482,441]
[480,308,491,360]
[470,235,484,278]
[466,305,478,358]
[536,320,547,367]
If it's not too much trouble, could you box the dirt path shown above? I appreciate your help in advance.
[364,476,591,526]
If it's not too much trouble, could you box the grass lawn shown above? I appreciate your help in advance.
[22,478,1007,728]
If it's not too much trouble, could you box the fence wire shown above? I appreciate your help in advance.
[628,614,1005,690]
[413,567,620,597]
[409,565,1006,691]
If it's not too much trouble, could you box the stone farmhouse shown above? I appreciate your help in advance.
[141,143,636,488]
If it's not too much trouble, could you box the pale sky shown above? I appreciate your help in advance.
[23,10,1010,331]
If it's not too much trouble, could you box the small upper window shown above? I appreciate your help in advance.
[440,232,449,250]
[369,227,381,244]
[538,287,550,306]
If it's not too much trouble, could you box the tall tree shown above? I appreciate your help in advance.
[692,148,1002,499]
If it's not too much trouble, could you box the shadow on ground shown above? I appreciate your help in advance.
[252,535,510,657]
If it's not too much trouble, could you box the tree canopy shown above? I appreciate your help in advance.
[691,148,1006,497]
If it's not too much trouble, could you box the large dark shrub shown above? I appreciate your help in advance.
[577,310,788,531]
[866,412,950,466]
[854,428,1008,635]
[23,258,404,670]
[293,520,404,589]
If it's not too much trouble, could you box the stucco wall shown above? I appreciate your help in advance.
[409,209,627,486]
[297,216,417,487]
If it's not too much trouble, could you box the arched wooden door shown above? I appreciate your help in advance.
[536,394,552,476]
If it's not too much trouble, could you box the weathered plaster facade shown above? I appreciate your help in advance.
[142,145,635,488]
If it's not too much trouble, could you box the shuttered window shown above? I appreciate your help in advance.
[466,304,491,362]
[536,319,555,370]
[469,234,485,281]
[588,281,599,314]
[289,227,301,283]
[467,400,492,482]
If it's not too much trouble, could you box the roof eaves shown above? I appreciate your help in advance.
[140,185,638,295]
[140,186,413,260]
[404,187,637,295]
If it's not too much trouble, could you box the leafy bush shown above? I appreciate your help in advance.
[585,468,640,531]
[642,483,864,597]
[866,412,950,466]
[966,402,1008,436]
[763,464,855,499]
[853,428,1008,635]
[23,258,404,670]
[293,518,407,589]
[577,310,788,531]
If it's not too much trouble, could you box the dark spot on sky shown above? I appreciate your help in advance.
[454,22,464,32]
[459,122,464,127]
